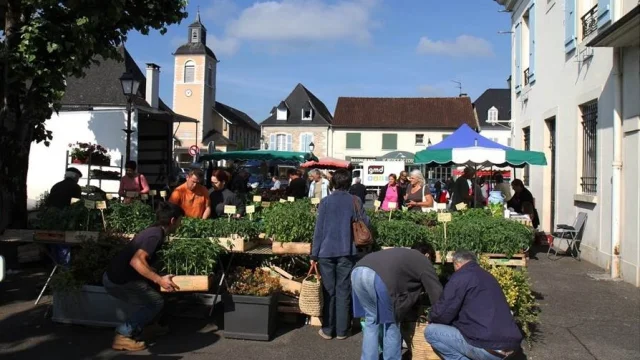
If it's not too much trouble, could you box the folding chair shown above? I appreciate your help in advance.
[548,212,587,261]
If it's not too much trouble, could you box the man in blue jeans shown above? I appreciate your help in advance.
[426,250,523,360]
[352,243,443,360]
[103,202,184,351]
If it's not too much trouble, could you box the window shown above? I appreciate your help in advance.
[276,108,287,120]
[346,133,361,149]
[580,101,598,194]
[488,107,499,122]
[415,134,424,145]
[191,29,198,43]
[299,133,313,152]
[269,133,292,151]
[565,0,577,53]
[581,1,598,39]
[523,127,531,186]
[184,60,195,83]
[302,109,313,120]
[382,134,397,150]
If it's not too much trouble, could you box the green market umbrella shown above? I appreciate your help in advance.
[199,150,318,163]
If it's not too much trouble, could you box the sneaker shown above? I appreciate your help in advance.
[112,334,147,351]
[336,335,348,340]
[318,329,333,340]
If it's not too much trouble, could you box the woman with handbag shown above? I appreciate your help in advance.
[311,168,370,340]
[404,169,434,211]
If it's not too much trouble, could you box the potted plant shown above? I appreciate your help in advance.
[158,237,223,292]
[263,201,315,255]
[224,267,282,341]
[69,141,111,166]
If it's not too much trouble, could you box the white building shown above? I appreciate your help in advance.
[473,88,513,147]
[495,0,639,286]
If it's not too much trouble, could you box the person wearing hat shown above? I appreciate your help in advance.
[46,167,83,209]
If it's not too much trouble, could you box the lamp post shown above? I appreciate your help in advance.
[119,71,140,162]
[427,138,432,146]
[260,135,265,150]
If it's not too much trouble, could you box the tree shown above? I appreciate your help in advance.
[0,0,188,230]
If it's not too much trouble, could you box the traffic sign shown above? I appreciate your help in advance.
[188,145,199,156]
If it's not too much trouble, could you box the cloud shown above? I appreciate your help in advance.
[209,34,240,56]
[201,0,239,23]
[416,35,494,58]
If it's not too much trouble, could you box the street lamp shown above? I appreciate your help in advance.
[308,142,315,152]
[119,71,140,162]
[427,138,432,146]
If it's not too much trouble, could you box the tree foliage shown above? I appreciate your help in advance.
[0,0,188,227]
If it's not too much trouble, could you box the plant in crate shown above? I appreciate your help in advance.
[263,200,316,254]
[224,267,282,341]
[69,142,111,166]
[104,201,155,235]
[158,237,223,292]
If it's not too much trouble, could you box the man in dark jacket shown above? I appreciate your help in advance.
[348,177,367,204]
[285,168,307,199]
[46,167,82,209]
[426,250,523,359]
[351,244,443,359]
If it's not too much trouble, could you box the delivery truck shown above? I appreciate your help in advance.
[352,161,406,195]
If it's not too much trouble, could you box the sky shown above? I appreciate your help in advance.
[125,0,512,123]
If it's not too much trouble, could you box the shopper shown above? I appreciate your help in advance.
[378,173,404,211]
[404,169,434,211]
[311,168,369,340]
[285,168,307,199]
[102,202,184,351]
[349,177,367,204]
[119,161,150,203]
[168,168,210,219]
[209,169,244,218]
[308,169,331,199]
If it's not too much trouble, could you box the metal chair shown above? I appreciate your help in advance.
[548,212,587,261]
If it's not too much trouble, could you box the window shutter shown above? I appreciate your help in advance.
[597,0,613,28]
[528,2,536,84]
[514,22,522,94]
[382,134,397,150]
[346,133,361,149]
[269,134,276,150]
[564,0,576,53]
[286,134,292,151]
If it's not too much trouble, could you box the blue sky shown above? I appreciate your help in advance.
[125,0,511,122]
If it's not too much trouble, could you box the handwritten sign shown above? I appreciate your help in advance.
[374,200,381,208]
[125,191,138,198]
[149,190,157,196]
[246,205,256,214]
[105,194,113,200]
[287,196,295,202]
[141,194,149,200]
[311,197,320,205]
[96,201,107,210]
[261,201,271,207]
[84,200,96,209]
[455,203,467,211]
[253,195,262,202]
[224,205,237,214]
[160,190,167,198]
[279,199,286,203]
[437,213,452,223]
[70,198,81,204]
[388,202,397,210]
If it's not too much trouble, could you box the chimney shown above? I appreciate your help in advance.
[145,63,160,109]
[459,93,468,97]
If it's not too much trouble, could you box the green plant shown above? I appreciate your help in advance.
[173,218,261,240]
[33,202,102,231]
[105,201,155,234]
[372,220,433,247]
[263,201,315,243]
[228,267,282,297]
[69,142,110,164]
[158,238,223,275]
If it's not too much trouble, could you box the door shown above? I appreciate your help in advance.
[547,118,557,230]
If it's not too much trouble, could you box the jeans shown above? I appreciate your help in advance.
[425,324,502,360]
[102,273,164,337]
[317,256,355,337]
[352,266,402,360]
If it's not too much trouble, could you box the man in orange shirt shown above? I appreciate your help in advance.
[169,168,211,219]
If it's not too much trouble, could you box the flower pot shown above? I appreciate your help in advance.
[91,157,111,167]
[223,294,278,341]
[52,285,139,327]
[72,158,88,165]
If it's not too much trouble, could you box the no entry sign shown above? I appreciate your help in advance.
[188,145,199,156]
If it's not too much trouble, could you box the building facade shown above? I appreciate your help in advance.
[261,83,333,157]
[496,0,639,286]
[473,88,513,147]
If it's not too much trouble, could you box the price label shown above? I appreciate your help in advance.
[106,194,113,200]
[96,201,107,210]
[437,213,452,223]
[253,195,262,202]
[246,205,256,214]
[160,190,167,197]
[70,198,81,204]
[224,205,237,214]
[311,197,320,205]
[374,200,381,208]
[84,200,96,209]
[149,190,157,196]
[279,199,286,203]
[261,201,271,207]
[141,194,149,200]
[125,191,138,198]
[388,202,397,210]
[287,196,295,202]
[455,203,467,211]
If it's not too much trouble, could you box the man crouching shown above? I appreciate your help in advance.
[102,202,183,351]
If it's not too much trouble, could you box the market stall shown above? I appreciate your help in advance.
[300,157,352,170]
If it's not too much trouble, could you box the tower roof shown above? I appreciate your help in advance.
[174,9,217,60]
[189,8,207,30]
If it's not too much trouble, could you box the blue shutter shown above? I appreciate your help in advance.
[286,134,292,151]
[514,22,522,94]
[564,0,576,53]
[528,2,536,84]
[597,0,613,28]
[269,134,276,150]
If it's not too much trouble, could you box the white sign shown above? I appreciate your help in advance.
[287,197,295,202]
[246,205,256,214]
[149,190,157,196]
[253,195,262,202]
[188,145,199,156]
[224,205,237,214]
[311,198,320,205]
[388,202,397,210]
[437,213,452,223]
[96,201,107,210]
[84,200,96,209]
[373,200,381,208]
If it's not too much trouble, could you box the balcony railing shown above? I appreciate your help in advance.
[524,68,530,86]
[582,5,598,38]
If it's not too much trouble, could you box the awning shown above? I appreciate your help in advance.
[300,157,353,169]
[414,146,547,168]
[377,151,415,164]
[587,5,640,47]
[199,150,318,162]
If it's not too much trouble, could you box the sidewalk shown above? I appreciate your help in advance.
[0,247,638,359]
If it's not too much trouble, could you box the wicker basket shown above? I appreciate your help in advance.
[401,321,440,360]
[298,264,323,317]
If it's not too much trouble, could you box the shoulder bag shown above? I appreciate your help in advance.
[352,196,373,247]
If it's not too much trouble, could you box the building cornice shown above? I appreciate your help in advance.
[494,0,519,11]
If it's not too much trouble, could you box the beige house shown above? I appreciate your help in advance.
[261,84,333,157]
[172,12,259,164]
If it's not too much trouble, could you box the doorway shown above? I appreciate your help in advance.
[546,118,557,231]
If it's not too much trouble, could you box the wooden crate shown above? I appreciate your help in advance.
[257,233,272,245]
[65,231,100,244]
[484,253,528,267]
[272,242,311,255]
[33,230,65,243]
[160,275,210,292]
[216,235,258,252]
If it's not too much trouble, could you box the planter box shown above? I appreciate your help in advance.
[160,275,210,292]
[65,231,99,244]
[216,235,258,252]
[224,294,278,341]
[257,233,272,245]
[52,285,138,327]
[271,242,311,255]
[33,230,65,242]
